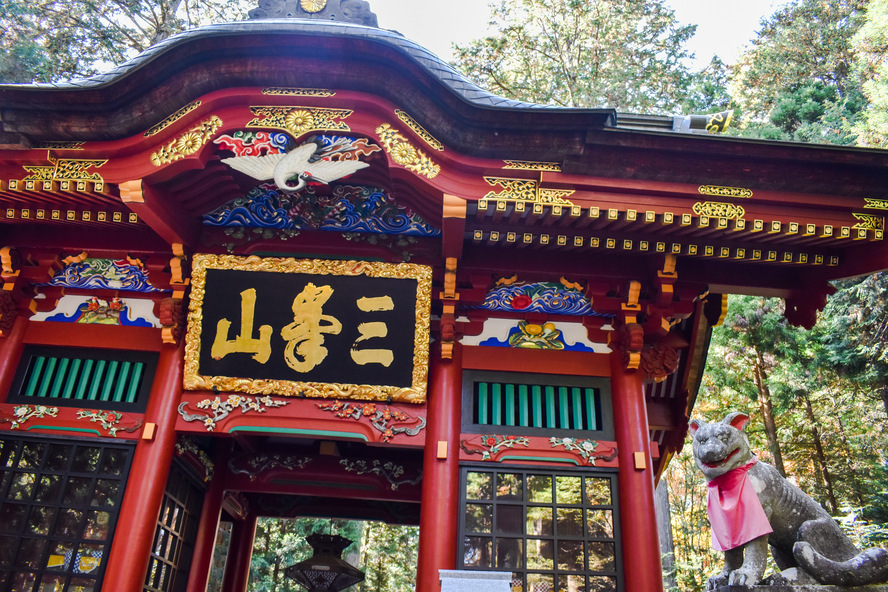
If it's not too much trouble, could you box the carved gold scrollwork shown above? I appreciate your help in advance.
[144,101,202,137]
[23,154,107,186]
[692,202,745,220]
[247,106,351,137]
[261,88,336,97]
[375,123,440,179]
[394,110,443,151]
[698,185,753,199]
[33,142,85,150]
[502,160,562,172]
[483,177,575,206]
[852,213,885,230]
[150,116,223,166]
[864,198,888,210]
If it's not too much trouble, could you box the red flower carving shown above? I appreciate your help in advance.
[510,294,532,309]
[485,437,498,446]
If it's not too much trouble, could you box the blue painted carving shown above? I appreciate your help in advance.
[38,259,169,293]
[478,281,598,316]
[203,184,441,237]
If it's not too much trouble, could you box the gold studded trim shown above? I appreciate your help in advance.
[698,185,753,199]
[261,88,336,97]
[144,100,202,137]
[150,116,223,166]
[692,202,745,220]
[2,209,136,224]
[247,106,351,137]
[394,109,443,151]
[483,177,575,206]
[502,160,562,172]
[470,230,839,267]
[375,123,440,179]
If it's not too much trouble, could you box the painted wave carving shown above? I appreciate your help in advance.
[478,281,597,316]
[38,259,169,293]
[203,184,440,237]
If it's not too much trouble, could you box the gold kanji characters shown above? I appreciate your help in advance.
[211,288,273,363]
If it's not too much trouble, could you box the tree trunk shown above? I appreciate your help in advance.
[801,390,838,513]
[655,480,677,591]
[753,350,786,476]
[880,384,888,420]
[836,415,866,507]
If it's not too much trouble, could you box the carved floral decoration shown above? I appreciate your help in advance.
[175,437,215,482]
[1,405,58,429]
[178,395,290,431]
[460,434,530,461]
[317,401,426,442]
[75,410,142,437]
[640,342,681,383]
[549,437,618,466]
[228,454,312,481]
[340,459,422,491]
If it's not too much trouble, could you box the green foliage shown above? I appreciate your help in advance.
[248,518,418,592]
[249,518,363,592]
[851,0,888,146]
[730,0,865,121]
[0,0,250,83]
[451,0,699,113]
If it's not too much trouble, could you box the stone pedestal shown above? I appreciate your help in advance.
[439,570,512,592]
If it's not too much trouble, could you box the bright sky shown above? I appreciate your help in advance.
[369,0,784,67]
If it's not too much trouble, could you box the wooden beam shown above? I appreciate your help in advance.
[119,179,201,248]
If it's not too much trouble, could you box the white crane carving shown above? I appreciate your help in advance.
[221,139,370,192]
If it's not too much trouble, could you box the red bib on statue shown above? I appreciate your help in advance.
[707,459,773,551]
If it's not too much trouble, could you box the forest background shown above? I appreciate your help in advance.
[3,1,888,591]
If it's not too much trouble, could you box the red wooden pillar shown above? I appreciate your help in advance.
[416,344,463,592]
[102,342,185,592]
[0,314,28,400]
[185,446,228,592]
[609,348,663,592]
[221,514,258,592]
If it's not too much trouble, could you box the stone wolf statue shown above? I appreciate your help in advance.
[689,411,888,588]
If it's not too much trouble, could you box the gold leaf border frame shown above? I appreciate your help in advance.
[184,254,432,404]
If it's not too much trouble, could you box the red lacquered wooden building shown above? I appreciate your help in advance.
[1,5,887,592]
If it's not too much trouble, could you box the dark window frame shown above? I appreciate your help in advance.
[0,433,135,592]
[143,459,206,592]
[7,345,158,413]
[462,370,614,440]
[458,464,623,592]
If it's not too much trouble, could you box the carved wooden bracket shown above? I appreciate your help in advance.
[640,342,681,383]
[439,257,459,359]
[159,297,186,345]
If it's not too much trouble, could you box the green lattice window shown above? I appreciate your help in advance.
[9,346,157,412]
[463,372,612,438]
